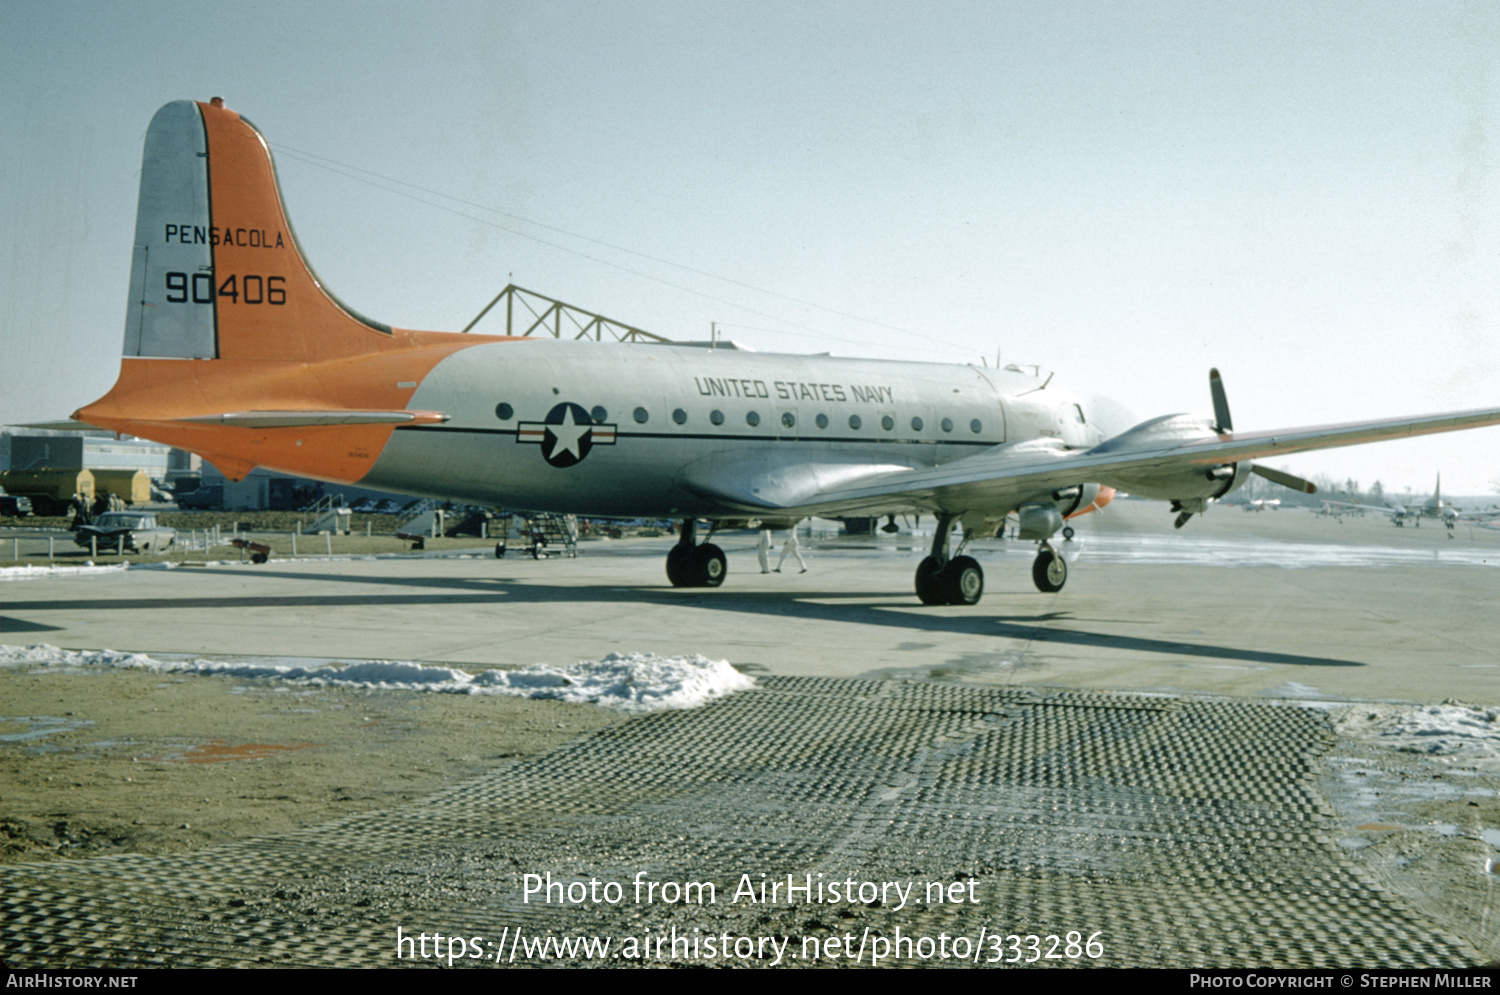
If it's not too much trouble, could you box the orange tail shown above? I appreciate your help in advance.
[77,99,505,481]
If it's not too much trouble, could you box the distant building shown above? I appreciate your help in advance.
[4,428,200,483]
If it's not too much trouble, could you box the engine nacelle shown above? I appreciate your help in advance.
[1016,501,1064,540]
[1006,483,1106,540]
[1090,414,1253,502]
[1051,482,1104,518]
[1109,459,1252,503]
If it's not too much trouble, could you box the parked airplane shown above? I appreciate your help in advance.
[66,99,1500,604]
[1326,475,1500,530]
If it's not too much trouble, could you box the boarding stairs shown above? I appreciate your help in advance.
[397,499,445,538]
[494,512,577,558]
[307,493,351,534]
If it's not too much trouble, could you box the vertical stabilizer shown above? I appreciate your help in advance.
[77,98,508,485]
[120,98,397,367]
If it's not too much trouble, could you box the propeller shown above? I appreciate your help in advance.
[1175,369,1317,528]
[1250,463,1317,494]
[1209,367,1233,434]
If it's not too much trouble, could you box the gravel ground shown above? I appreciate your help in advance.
[3,667,1496,968]
[1,666,623,863]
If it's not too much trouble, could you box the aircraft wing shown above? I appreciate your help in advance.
[1320,499,1404,518]
[768,406,1500,517]
[1451,507,1500,521]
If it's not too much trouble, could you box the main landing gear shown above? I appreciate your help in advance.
[912,515,1071,604]
[666,518,727,588]
[913,513,985,606]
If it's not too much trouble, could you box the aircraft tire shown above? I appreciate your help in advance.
[1062,526,1075,541]
[942,555,984,605]
[666,544,693,587]
[915,556,946,605]
[694,543,727,587]
[1032,548,1067,593]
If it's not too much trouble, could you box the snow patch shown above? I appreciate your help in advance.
[1334,702,1500,770]
[0,644,754,714]
[0,563,128,581]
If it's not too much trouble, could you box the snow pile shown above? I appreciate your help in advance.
[466,652,757,713]
[0,644,157,669]
[0,644,754,714]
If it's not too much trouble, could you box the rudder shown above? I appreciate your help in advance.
[124,100,216,359]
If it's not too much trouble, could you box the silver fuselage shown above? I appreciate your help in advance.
[362,340,1102,518]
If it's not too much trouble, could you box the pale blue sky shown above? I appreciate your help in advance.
[3,1,1496,494]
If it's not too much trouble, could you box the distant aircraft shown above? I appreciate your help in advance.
[61,99,1500,604]
[1326,475,1500,530]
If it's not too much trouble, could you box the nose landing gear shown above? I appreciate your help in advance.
[1032,543,1067,592]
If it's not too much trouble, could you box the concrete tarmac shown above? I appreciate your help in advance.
[2,501,1498,969]
[5,501,1497,703]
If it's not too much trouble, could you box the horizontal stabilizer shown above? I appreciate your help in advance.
[174,410,450,429]
[13,419,112,432]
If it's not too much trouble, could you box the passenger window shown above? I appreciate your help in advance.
[941,418,953,433]
[495,402,513,421]
[849,414,862,430]
[970,419,982,433]
[881,415,894,430]
[781,412,796,428]
[633,407,649,424]
[591,405,608,423]
[911,416,923,431]
[815,413,829,429]
[746,411,761,427]
[673,408,687,425]
[710,409,724,425]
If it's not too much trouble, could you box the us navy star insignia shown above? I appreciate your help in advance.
[516,402,617,467]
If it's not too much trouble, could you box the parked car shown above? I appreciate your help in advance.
[175,485,223,510]
[0,492,33,517]
[74,512,176,554]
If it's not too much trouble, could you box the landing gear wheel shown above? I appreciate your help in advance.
[1032,547,1067,592]
[693,543,727,587]
[666,544,693,587]
[941,555,984,605]
[914,556,946,605]
[1062,526,1075,541]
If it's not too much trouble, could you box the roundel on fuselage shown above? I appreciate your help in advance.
[514,402,618,468]
[541,402,595,468]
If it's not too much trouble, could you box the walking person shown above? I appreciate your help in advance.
[775,524,807,573]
